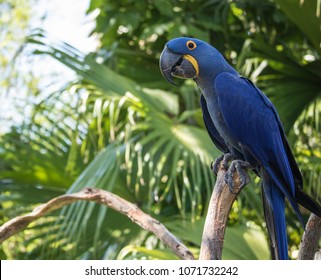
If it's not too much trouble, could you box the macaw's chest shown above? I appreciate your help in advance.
[200,87,242,153]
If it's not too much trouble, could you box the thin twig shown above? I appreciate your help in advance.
[199,161,249,260]
[0,187,195,260]
[298,213,321,260]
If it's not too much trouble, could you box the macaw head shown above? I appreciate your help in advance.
[159,37,233,85]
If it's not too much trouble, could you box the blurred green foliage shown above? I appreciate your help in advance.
[0,0,320,259]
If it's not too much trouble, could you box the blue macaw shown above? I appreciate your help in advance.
[159,37,321,260]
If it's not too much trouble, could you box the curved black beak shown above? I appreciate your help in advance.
[159,47,181,85]
[159,47,197,86]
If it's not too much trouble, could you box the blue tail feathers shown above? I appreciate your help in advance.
[262,170,288,260]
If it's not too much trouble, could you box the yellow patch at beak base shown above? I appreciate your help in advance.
[183,54,199,76]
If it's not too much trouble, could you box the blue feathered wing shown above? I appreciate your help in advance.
[214,72,302,259]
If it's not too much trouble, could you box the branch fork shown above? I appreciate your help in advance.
[1,157,320,260]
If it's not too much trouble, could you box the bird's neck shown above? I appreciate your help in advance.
[194,77,213,98]
[194,50,238,99]
[195,69,238,100]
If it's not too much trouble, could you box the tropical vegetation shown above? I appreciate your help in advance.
[0,0,320,259]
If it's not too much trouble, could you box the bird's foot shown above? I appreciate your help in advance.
[211,153,234,176]
[224,160,251,194]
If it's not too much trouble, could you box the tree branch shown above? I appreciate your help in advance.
[0,187,195,260]
[199,161,249,260]
[2,165,319,260]
[314,250,321,260]
[298,213,321,260]
[199,159,321,260]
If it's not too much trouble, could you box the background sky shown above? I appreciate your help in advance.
[36,0,97,53]
[0,0,97,133]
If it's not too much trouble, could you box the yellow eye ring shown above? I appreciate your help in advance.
[186,40,197,50]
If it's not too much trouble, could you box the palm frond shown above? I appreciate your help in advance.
[275,0,321,52]
[3,31,223,259]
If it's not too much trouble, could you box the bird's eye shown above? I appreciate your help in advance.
[186,40,197,50]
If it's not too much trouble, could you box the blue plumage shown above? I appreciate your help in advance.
[160,37,321,260]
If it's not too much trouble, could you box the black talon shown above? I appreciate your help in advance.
[211,155,224,176]
[211,153,234,176]
[224,160,251,194]
[222,153,234,170]
[210,160,215,170]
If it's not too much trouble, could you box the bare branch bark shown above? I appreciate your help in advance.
[199,161,249,260]
[298,213,321,260]
[2,165,319,261]
[0,187,195,260]
[314,250,321,260]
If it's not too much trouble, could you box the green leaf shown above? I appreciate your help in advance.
[117,245,179,260]
[165,217,270,260]
[275,0,321,52]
